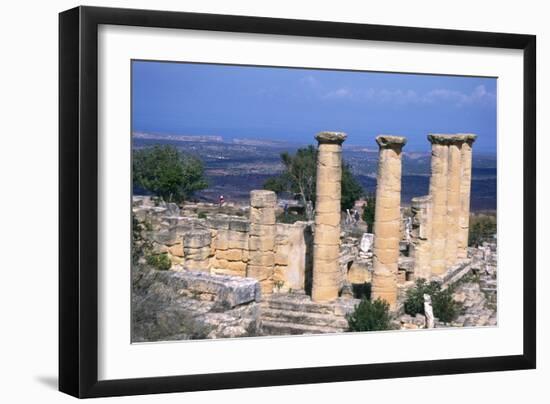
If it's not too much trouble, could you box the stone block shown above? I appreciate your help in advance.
[184,246,211,261]
[168,243,184,257]
[226,260,247,273]
[247,265,273,281]
[250,207,276,225]
[250,190,277,208]
[229,219,250,232]
[183,230,212,248]
[248,251,275,266]
[248,235,275,251]
[311,285,339,302]
[274,245,289,266]
[249,223,276,238]
[214,249,241,261]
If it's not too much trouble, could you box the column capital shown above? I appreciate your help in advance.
[427,133,469,145]
[456,133,477,145]
[315,131,347,145]
[376,135,407,150]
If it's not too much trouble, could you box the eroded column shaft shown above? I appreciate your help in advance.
[371,135,406,310]
[445,141,462,267]
[458,134,477,259]
[411,195,432,280]
[247,190,277,295]
[428,139,448,275]
[312,131,346,302]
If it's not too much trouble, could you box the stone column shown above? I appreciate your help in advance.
[445,137,464,267]
[312,131,346,302]
[457,134,477,259]
[410,195,432,280]
[427,135,449,275]
[371,135,407,310]
[247,190,277,295]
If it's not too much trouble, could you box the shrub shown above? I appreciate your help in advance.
[146,253,172,271]
[432,288,461,323]
[404,279,440,316]
[404,279,463,323]
[468,214,496,246]
[347,298,391,332]
[198,212,207,219]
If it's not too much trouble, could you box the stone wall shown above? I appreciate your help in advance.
[134,199,313,294]
[207,216,250,277]
[274,222,313,292]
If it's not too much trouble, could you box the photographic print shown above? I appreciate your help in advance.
[130,60,497,342]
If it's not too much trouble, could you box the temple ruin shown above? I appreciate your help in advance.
[132,130,489,339]
[312,131,347,302]
[371,135,407,310]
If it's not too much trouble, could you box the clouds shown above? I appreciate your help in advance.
[303,75,495,108]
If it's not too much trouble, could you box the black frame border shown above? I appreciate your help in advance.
[59,6,536,398]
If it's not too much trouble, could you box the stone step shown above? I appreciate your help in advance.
[261,307,349,329]
[262,297,337,315]
[261,319,347,336]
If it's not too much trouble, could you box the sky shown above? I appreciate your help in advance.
[132,60,497,153]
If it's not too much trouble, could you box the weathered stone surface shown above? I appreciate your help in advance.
[371,135,406,310]
[411,195,432,280]
[458,134,477,259]
[247,190,277,294]
[153,229,179,246]
[248,235,276,251]
[215,248,244,261]
[250,190,277,208]
[312,132,346,302]
[132,266,261,342]
[183,230,212,248]
[428,140,449,275]
[228,218,250,233]
[315,131,347,145]
[427,133,470,145]
[274,222,311,291]
[250,207,276,225]
[165,202,180,217]
[183,246,211,261]
[445,140,463,267]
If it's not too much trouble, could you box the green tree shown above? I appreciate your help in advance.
[133,145,207,202]
[361,192,376,232]
[341,163,364,211]
[264,146,363,216]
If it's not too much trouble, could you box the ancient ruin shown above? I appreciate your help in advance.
[132,130,495,340]
[248,190,277,295]
[371,135,407,310]
[312,131,347,302]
